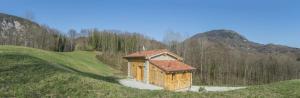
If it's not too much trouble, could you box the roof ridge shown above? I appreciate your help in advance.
[124,49,183,61]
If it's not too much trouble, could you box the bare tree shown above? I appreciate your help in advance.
[68,29,77,51]
[163,30,183,53]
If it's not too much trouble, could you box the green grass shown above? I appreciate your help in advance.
[0,45,116,76]
[0,45,300,98]
[217,80,300,98]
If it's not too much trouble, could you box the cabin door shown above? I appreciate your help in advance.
[136,66,144,81]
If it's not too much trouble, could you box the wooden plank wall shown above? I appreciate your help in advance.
[149,63,165,87]
[164,72,191,90]
[149,63,192,91]
[128,59,145,81]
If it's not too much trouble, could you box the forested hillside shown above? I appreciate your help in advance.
[169,30,300,85]
[0,13,74,51]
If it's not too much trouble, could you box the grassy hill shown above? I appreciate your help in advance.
[0,45,299,97]
[0,45,116,76]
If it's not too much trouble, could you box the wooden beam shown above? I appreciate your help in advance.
[127,62,131,78]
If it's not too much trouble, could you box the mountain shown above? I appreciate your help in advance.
[189,30,259,51]
[180,29,300,85]
[0,13,50,37]
[190,29,248,42]
[188,29,300,55]
[0,13,65,51]
[0,13,38,29]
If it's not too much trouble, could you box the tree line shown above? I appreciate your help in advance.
[164,33,300,85]
[81,29,165,71]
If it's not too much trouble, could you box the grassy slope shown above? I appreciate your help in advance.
[0,45,116,76]
[0,45,299,98]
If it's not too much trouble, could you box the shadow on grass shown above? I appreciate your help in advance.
[60,65,120,84]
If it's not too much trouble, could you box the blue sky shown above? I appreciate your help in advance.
[0,0,300,47]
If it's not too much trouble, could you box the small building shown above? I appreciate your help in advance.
[124,49,195,91]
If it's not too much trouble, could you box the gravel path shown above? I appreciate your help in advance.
[119,79,163,90]
[119,79,246,92]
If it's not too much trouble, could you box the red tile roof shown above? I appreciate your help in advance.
[150,60,195,72]
[124,49,169,58]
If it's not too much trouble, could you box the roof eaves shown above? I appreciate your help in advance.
[123,55,146,59]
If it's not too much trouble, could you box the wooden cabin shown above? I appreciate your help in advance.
[124,49,195,91]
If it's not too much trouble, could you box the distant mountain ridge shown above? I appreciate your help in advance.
[190,29,248,42]
[188,29,300,55]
